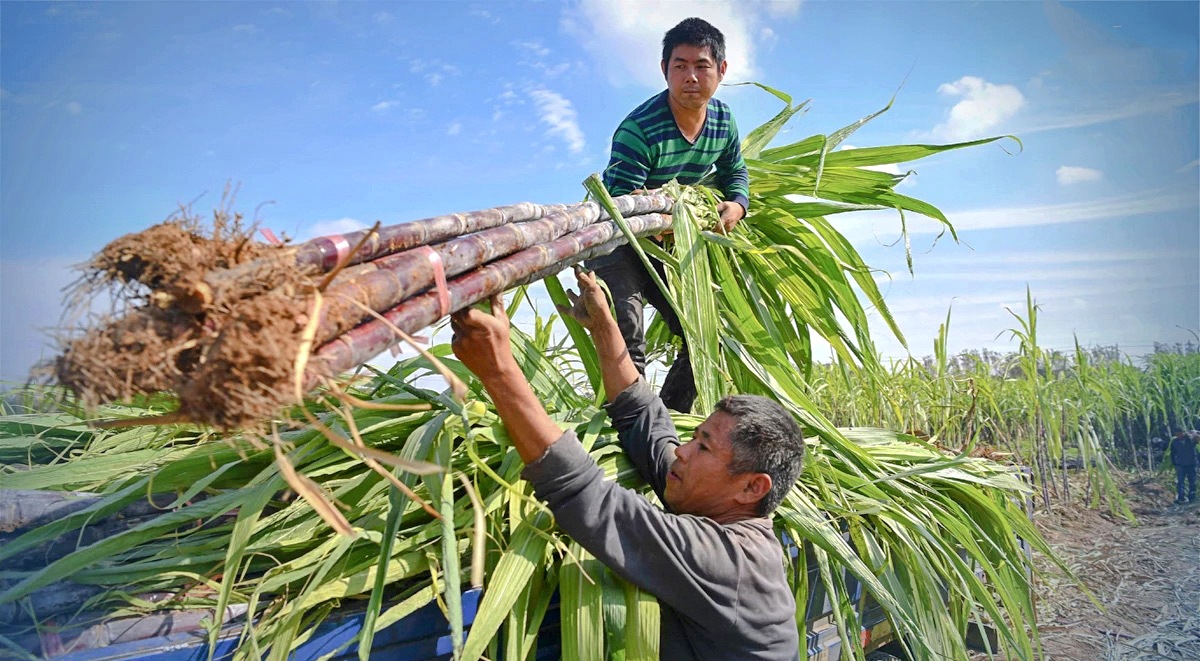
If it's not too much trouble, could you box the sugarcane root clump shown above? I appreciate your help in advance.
[81,207,274,295]
[55,310,201,408]
[55,207,316,429]
[178,291,316,429]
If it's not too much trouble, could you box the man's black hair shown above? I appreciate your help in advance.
[662,17,726,66]
[715,395,805,516]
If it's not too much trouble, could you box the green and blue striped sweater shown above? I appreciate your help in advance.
[602,90,750,211]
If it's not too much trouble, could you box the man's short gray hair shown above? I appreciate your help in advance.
[714,395,805,516]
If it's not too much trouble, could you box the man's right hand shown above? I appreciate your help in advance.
[451,292,517,383]
[557,266,612,331]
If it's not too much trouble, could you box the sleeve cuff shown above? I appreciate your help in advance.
[603,378,656,417]
[521,430,591,484]
[730,193,750,213]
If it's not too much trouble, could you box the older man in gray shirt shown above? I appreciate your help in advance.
[451,267,805,660]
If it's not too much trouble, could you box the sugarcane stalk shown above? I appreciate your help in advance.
[313,212,673,378]
[0,491,101,534]
[0,582,105,625]
[313,193,673,346]
[181,193,668,311]
[172,202,562,308]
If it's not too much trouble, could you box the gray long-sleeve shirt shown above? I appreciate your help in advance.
[522,380,799,660]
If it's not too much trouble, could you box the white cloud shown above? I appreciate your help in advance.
[935,189,1193,232]
[529,88,585,154]
[1020,86,1199,135]
[514,39,571,77]
[763,0,802,18]
[231,23,260,34]
[832,188,1197,242]
[408,59,459,76]
[371,100,398,112]
[933,248,1196,268]
[885,263,1149,285]
[1178,159,1198,172]
[447,121,461,136]
[64,101,82,115]
[535,62,571,77]
[469,8,499,23]
[562,0,799,88]
[927,76,1025,141]
[407,59,459,87]
[843,245,1199,362]
[303,217,370,242]
[760,26,778,48]
[373,11,394,24]
[1056,165,1103,185]
[515,40,551,58]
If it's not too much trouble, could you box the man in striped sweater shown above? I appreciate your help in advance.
[588,17,750,413]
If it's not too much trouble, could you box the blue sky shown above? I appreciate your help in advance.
[2,0,1197,383]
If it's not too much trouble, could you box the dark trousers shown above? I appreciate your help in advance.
[1176,463,1197,502]
[588,247,697,413]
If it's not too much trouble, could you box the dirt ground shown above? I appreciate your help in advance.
[1025,472,1199,660]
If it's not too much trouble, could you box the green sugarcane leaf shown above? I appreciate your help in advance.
[207,474,281,660]
[560,543,605,661]
[461,511,553,661]
[0,487,250,604]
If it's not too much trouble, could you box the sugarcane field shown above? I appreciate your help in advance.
[1,3,1197,661]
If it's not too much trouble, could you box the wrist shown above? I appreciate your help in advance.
[587,313,619,338]
[476,358,525,389]
[591,322,627,358]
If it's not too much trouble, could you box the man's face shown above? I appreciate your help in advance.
[661,44,727,112]
[664,410,751,517]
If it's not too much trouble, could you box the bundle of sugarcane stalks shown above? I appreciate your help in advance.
[55,186,675,430]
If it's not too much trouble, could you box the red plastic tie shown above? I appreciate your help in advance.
[389,334,430,357]
[259,228,284,246]
[329,235,351,266]
[314,234,352,271]
[417,246,451,318]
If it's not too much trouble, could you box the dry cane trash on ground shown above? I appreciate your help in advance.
[971,471,1200,661]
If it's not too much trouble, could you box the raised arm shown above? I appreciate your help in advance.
[454,295,726,624]
[558,267,679,496]
[556,266,639,403]
[450,293,562,464]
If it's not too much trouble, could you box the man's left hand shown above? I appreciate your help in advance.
[716,201,746,233]
[450,293,517,382]
[556,266,610,331]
